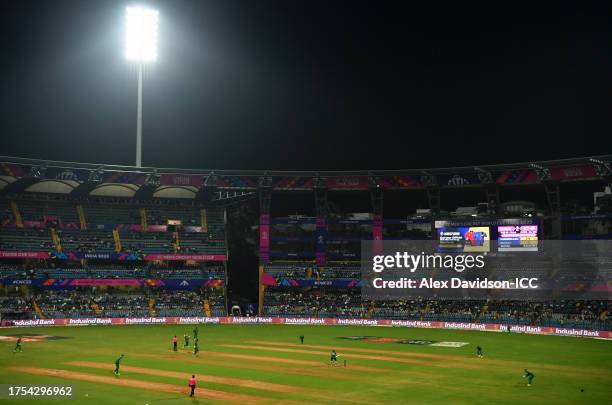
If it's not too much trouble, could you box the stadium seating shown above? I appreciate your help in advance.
[58,229,115,253]
[262,284,609,329]
[0,228,54,250]
[21,290,226,319]
[0,170,609,331]
[0,197,228,318]
[83,204,139,224]
[264,262,360,279]
[19,201,80,223]
[0,201,14,222]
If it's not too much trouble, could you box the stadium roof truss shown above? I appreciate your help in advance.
[0,155,609,199]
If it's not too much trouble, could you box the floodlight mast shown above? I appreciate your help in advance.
[125,6,158,168]
[136,63,143,168]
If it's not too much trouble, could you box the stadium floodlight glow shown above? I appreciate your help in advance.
[125,6,159,62]
[124,6,158,168]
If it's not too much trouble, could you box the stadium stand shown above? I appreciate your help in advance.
[0,156,609,331]
[0,228,54,250]
[0,183,228,319]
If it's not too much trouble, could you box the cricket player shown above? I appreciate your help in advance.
[523,369,535,386]
[13,337,22,353]
[188,374,197,397]
[193,325,199,340]
[184,333,190,348]
[330,349,338,366]
[114,354,124,376]
[476,345,483,358]
[299,335,304,344]
[173,335,178,352]
[194,337,200,355]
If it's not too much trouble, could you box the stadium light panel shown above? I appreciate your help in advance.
[125,6,159,62]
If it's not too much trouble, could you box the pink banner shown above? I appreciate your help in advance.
[0,251,49,259]
[260,273,277,286]
[121,224,143,232]
[326,176,369,189]
[0,251,226,262]
[259,214,270,263]
[550,165,598,181]
[3,317,609,339]
[115,224,203,233]
[372,214,383,255]
[147,225,168,232]
[22,220,45,228]
[315,216,326,266]
[143,253,226,261]
[69,279,142,286]
[159,174,203,187]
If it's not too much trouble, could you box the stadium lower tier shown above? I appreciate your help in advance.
[0,262,225,280]
[0,289,226,319]
[263,288,610,330]
[0,288,608,330]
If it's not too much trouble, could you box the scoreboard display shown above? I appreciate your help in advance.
[437,226,490,252]
[497,225,539,251]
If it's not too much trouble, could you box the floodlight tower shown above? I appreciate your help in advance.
[125,6,158,167]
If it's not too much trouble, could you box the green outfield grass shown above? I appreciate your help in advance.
[0,324,610,404]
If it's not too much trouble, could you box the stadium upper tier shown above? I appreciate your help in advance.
[0,198,227,259]
[0,155,610,196]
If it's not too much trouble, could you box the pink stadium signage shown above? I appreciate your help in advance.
[0,251,227,262]
[142,254,226,261]
[1,317,609,339]
[0,251,49,259]
[68,279,142,286]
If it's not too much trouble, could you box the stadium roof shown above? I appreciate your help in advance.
[0,155,610,198]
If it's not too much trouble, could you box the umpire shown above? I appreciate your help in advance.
[188,374,197,397]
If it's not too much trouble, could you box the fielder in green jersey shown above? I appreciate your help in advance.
[523,369,535,386]
[114,354,124,376]
[13,338,22,353]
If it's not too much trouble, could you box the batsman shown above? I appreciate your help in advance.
[330,349,338,366]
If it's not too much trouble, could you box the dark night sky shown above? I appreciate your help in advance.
[0,1,610,171]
